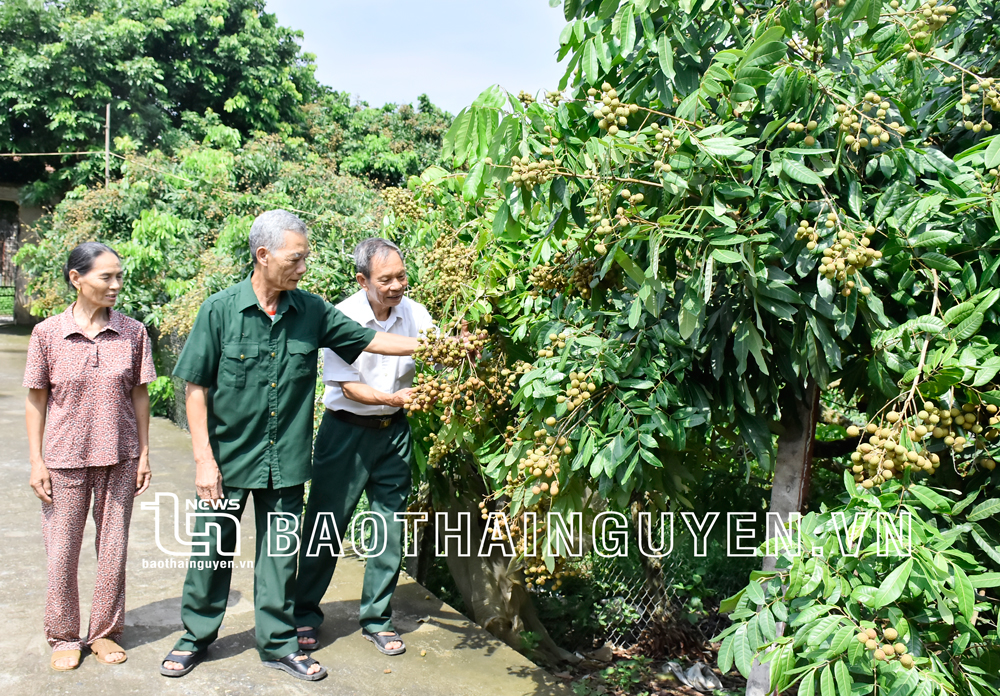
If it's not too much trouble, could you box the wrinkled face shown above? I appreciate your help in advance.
[69,252,122,308]
[256,230,309,291]
[359,251,407,312]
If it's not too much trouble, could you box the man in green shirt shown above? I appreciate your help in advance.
[159,210,417,682]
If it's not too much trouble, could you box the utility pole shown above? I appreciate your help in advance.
[105,103,111,188]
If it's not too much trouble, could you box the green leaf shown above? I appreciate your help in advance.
[617,4,636,57]
[968,498,1000,522]
[462,161,486,201]
[951,310,984,341]
[746,581,765,605]
[734,626,754,677]
[657,33,675,81]
[781,159,824,186]
[871,558,912,608]
[712,248,743,264]
[799,670,816,696]
[952,563,975,623]
[628,297,643,329]
[943,302,976,325]
[920,252,962,273]
[741,42,787,69]
[702,137,747,158]
[834,660,852,696]
[718,634,735,673]
[582,39,600,83]
[820,665,835,696]
[985,136,1000,169]
[971,572,1000,588]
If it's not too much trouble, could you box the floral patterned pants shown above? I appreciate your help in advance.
[41,460,137,651]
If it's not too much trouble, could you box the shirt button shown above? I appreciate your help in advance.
[240,354,245,360]
[271,352,276,357]
[270,440,275,445]
[271,382,277,388]
[271,411,276,416]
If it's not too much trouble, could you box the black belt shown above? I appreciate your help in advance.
[328,408,405,430]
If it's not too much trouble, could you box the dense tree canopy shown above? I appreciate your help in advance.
[0,0,318,184]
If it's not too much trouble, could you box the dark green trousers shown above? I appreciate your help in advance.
[295,411,412,634]
[173,482,303,660]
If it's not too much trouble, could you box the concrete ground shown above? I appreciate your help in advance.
[0,324,568,695]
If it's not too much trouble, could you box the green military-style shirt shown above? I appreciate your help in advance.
[173,275,377,489]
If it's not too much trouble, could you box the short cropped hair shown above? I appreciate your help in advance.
[248,209,308,264]
[353,238,404,279]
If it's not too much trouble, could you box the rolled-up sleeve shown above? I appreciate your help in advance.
[323,347,361,385]
[319,301,377,365]
[173,301,221,387]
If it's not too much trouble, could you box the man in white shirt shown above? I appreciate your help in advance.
[294,238,433,656]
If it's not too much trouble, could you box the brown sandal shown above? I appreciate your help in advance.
[51,649,81,671]
[90,638,127,665]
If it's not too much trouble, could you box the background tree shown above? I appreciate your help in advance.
[0,0,318,188]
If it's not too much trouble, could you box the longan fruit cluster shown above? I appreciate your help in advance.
[569,261,595,298]
[381,186,424,220]
[517,90,535,107]
[588,82,639,136]
[422,431,451,468]
[515,434,566,497]
[816,221,881,297]
[544,91,564,106]
[528,263,564,295]
[897,0,957,42]
[650,122,680,173]
[786,119,821,146]
[848,419,941,487]
[846,401,1000,486]
[556,370,597,412]
[619,187,645,206]
[835,94,908,152]
[412,327,486,369]
[855,626,915,669]
[955,77,998,132]
[506,155,557,191]
[537,331,569,359]
[420,232,475,301]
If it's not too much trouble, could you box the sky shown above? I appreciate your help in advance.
[264,0,569,115]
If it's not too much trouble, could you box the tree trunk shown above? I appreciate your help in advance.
[436,494,578,665]
[745,379,819,696]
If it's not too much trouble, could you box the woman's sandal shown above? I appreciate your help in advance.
[296,626,320,651]
[90,638,127,665]
[159,649,206,677]
[362,628,406,656]
[262,650,327,681]
[50,649,81,671]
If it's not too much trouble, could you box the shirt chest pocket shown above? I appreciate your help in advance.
[286,339,318,381]
[222,343,259,389]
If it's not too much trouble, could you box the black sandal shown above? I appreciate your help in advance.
[296,626,320,651]
[262,651,327,681]
[362,628,406,655]
[159,649,205,677]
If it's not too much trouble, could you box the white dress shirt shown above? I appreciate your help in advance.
[322,290,434,416]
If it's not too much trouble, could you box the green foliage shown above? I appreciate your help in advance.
[717,473,1000,695]
[303,91,452,185]
[148,375,175,419]
[0,0,318,184]
[393,0,1000,586]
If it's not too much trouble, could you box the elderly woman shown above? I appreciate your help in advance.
[24,242,156,671]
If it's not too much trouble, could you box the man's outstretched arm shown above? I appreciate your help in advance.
[364,332,418,356]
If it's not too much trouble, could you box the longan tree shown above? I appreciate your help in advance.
[389,0,1000,678]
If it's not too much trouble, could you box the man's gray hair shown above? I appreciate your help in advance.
[354,238,404,278]
[248,209,308,264]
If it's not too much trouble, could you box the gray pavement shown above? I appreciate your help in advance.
[0,324,568,695]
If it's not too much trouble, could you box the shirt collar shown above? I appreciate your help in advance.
[60,303,123,338]
[351,290,400,330]
[237,273,295,316]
